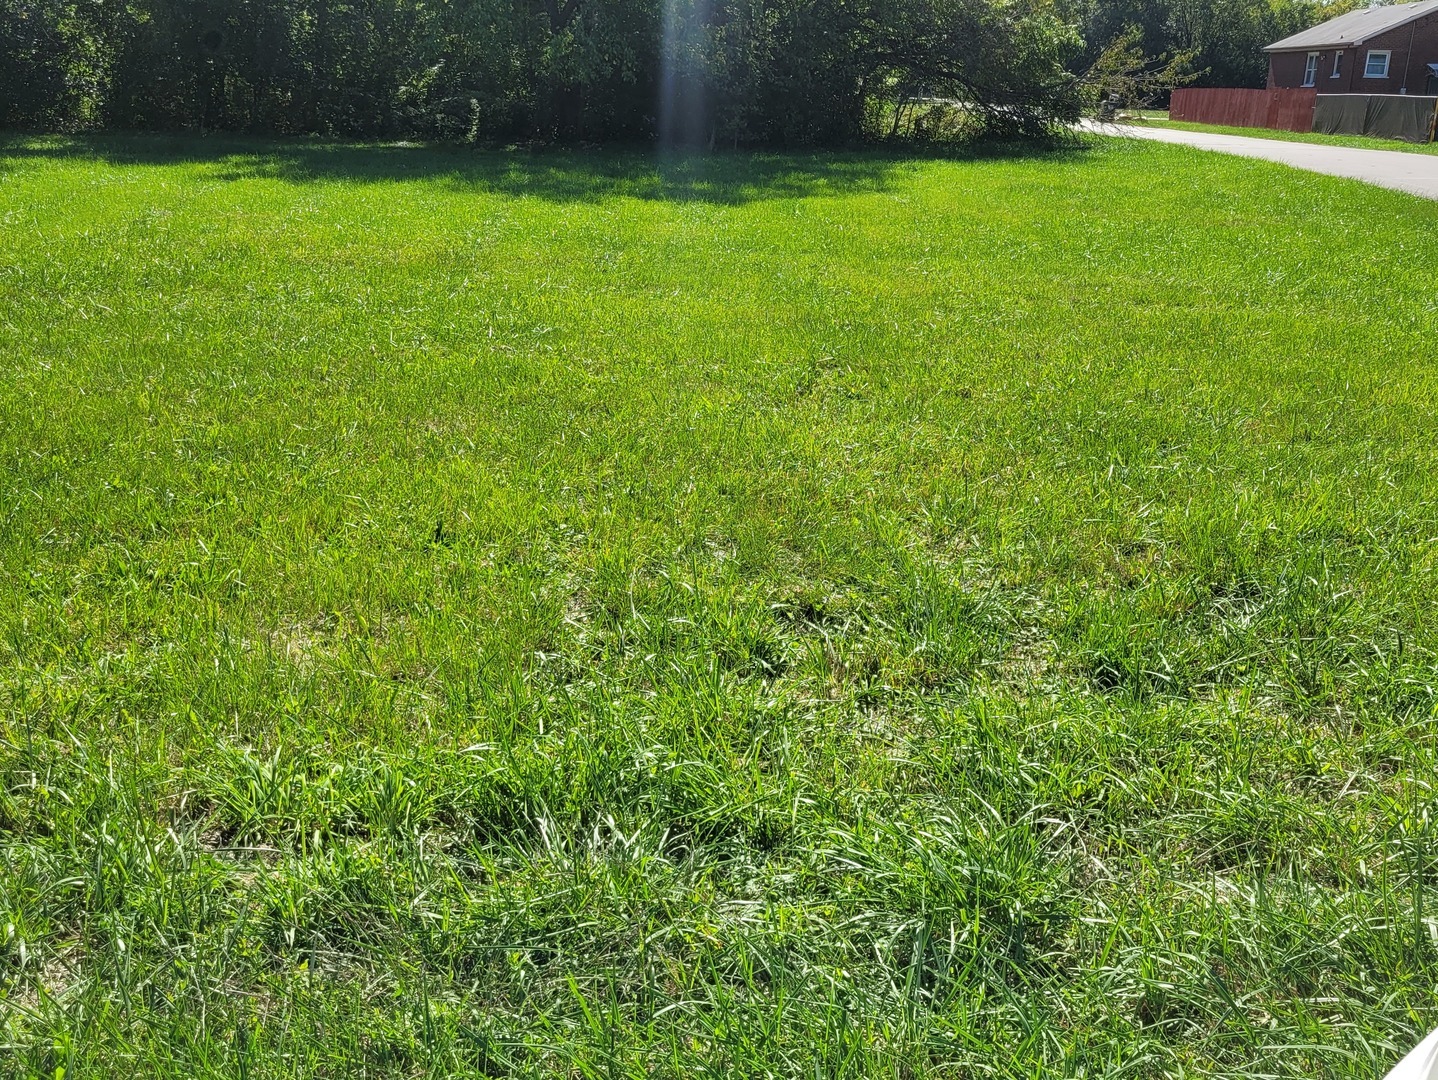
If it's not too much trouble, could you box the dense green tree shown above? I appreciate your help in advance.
[0,1,71,128]
[1169,0,1357,87]
[0,0,1086,142]
[0,1,119,128]
[1065,0,1358,90]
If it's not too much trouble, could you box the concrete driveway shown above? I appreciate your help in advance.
[1084,121,1438,200]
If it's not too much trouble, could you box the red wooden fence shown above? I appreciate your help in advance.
[1169,88,1317,133]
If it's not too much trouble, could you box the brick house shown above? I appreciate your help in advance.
[1266,0,1438,95]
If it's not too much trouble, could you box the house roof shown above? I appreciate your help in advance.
[1264,0,1438,51]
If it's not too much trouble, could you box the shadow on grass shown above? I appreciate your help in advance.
[0,132,1094,205]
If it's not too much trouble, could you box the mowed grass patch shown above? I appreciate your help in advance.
[2,134,1437,1077]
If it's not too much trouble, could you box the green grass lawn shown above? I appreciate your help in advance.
[1151,116,1438,155]
[3,133,1438,1078]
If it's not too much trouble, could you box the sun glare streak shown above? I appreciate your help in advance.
[659,0,714,149]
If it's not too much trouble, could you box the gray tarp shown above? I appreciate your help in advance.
[1314,94,1438,142]
[1313,95,1370,136]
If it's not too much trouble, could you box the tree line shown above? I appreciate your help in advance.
[1065,0,1356,92]
[1,0,1352,143]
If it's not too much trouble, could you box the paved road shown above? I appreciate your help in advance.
[1084,121,1438,200]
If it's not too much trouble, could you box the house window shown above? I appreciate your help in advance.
[1365,50,1391,78]
[1332,51,1343,78]
[1304,52,1319,86]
